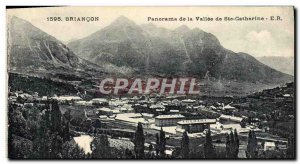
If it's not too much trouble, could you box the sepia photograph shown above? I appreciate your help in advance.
[6,6,295,160]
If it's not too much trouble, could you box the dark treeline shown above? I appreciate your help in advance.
[8,100,85,159]
[9,73,78,96]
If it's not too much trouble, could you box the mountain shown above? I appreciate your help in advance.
[257,56,294,75]
[7,16,105,77]
[68,16,293,85]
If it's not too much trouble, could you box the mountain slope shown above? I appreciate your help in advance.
[7,16,105,77]
[68,16,293,84]
[257,56,294,75]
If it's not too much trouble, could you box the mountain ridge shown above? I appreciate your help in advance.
[68,16,293,84]
[256,56,294,75]
[7,16,132,77]
[8,16,94,74]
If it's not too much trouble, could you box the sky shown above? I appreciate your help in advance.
[7,6,294,58]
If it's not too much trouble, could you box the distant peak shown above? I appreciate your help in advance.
[141,22,156,28]
[9,16,26,23]
[190,28,204,33]
[111,15,136,26]
[116,15,130,21]
[174,25,191,34]
[9,16,36,29]
[176,25,190,31]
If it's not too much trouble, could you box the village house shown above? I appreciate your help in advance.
[264,142,276,151]
[155,114,185,127]
[176,119,216,134]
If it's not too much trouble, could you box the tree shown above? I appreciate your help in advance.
[146,144,155,159]
[261,141,265,149]
[248,117,253,125]
[50,132,63,158]
[153,127,167,158]
[159,127,166,157]
[8,104,32,158]
[29,100,64,159]
[240,118,247,128]
[246,130,258,158]
[225,134,231,158]
[286,135,295,158]
[94,119,101,128]
[61,140,85,159]
[233,129,239,157]
[9,135,33,159]
[155,133,160,156]
[229,130,235,157]
[50,100,62,133]
[91,134,110,158]
[72,144,86,158]
[16,96,25,104]
[62,109,71,142]
[124,148,135,159]
[33,129,52,158]
[226,129,239,158]
[181,131,189,158]
[204,129,216,158]
[149,143,153,152]
[134,122,145,159]
[32,112,52,159]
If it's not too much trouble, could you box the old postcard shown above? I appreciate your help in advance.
[7,6,295,159]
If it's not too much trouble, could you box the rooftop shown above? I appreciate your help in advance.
[223,104,236,109]
[115,113,155,124]
[182,99,196,103]
[155,114,185,119]
[219,114,243,122]
[97,107,112,112]
[92,98,108,102]
[177,119,216,125]
[265,141,276,147]
[150,104,165,109]
[54,95,82,101]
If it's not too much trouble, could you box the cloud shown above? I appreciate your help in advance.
[226,30,294,58]
[245,30,272,45]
